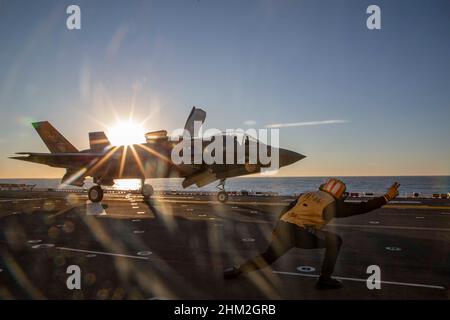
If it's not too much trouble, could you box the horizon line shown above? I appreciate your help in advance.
[1,174,449,180]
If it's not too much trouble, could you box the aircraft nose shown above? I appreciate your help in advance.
[279,149,305,167]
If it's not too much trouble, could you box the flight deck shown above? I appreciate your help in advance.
[0,190,449,299]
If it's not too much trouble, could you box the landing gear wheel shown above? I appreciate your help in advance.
[88,185,104,203]
[217,191,228,203]
[141,184,154,198]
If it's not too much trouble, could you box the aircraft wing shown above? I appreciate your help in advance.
[181,164,257,188]
[10,152,101,168]
[182,169,217,188]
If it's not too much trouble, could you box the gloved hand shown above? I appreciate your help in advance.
[384,182,400,202]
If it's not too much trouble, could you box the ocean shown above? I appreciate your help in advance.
[0,176,449,197]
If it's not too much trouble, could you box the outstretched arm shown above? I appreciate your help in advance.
[334,196,387,218]
[334,182,400,218]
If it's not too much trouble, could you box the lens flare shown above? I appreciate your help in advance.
[107,121,146,146]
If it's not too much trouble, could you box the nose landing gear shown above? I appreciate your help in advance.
[141,179,154,199]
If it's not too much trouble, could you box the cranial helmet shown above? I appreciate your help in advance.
[320,178,346,199]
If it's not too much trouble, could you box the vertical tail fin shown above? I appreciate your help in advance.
[89,131,111,151]
[32,121,78,153]
[184,106,206,137]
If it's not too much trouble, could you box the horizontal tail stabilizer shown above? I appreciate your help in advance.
[89,131,111,151]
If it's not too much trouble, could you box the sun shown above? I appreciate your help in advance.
[107,120,146,146]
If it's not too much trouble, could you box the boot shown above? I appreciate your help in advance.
[223,266,242,279]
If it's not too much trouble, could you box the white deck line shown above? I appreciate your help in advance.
[273,271,445,290]
[55,247,149,260]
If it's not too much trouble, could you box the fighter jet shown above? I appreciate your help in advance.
[10,107,305,203]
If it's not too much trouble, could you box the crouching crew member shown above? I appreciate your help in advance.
[224,179,400,289]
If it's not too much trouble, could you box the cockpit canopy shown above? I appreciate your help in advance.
[145,130,168,142]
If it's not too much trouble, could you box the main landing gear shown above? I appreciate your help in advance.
[141,179,154,199]
[88,179,154,203]
[217,178,228,203]
[88,185,104,203]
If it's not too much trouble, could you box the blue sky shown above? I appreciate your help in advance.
[0,0,449,178]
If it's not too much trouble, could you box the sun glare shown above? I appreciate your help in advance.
[114,179,141,190]
[107,121,146,146]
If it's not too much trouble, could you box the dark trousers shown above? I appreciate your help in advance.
[239,221,343,278]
